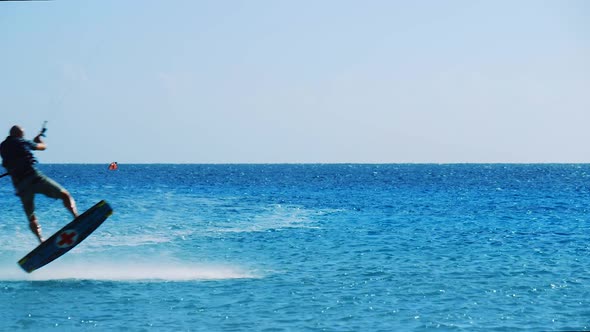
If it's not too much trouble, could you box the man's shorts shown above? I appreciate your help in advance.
[13,171,66,219]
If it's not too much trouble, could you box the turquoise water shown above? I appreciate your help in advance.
[1,164,590,331]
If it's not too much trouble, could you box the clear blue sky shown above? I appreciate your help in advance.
[0,0,588,163]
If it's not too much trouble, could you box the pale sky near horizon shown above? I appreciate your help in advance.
[0,1,588,163]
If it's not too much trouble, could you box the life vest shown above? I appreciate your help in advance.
[0,136,38,180]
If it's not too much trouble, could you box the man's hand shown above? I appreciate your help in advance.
[33,135,47,150]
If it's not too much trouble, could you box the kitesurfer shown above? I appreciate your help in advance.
[0,125,78,243]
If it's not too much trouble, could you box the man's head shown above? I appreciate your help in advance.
[9,125,24,138]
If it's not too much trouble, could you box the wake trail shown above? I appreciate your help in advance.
[0,260,258,282]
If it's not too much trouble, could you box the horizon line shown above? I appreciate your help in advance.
[36,162,590,165]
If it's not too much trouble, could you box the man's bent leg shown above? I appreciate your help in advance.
[33,173,78,219]
[61,191,78,218]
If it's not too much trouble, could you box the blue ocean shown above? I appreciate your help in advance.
[1,164,589,331]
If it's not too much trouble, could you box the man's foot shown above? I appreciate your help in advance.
[29,218,43,244]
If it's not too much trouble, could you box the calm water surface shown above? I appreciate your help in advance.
[1,164,589,331]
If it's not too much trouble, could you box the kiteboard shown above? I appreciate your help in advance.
[18,200,113,273]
